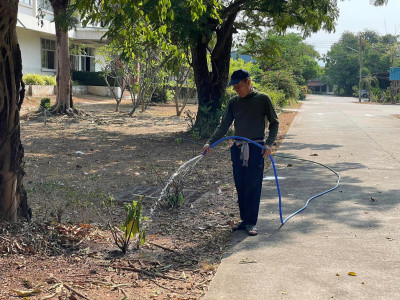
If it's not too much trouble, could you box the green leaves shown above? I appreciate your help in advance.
[159,25,167,35]
[239,31,321,86]
[100,194,147,253]
[122,199,143,239]
[325,30,398,96]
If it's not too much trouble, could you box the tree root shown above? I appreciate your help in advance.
[50,106,81,116]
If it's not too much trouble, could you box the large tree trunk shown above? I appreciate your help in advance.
[0,0,30,222]
[51,0,73,114]
[191,12,237,137]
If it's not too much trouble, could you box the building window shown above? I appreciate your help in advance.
[20,0,32,5]
[38,0,53,12]
[70,55,79,71]
[81,48,95,72]
[41,39,56,70]
[70,47,95,72]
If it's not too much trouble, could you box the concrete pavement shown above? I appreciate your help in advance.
[204,95,400,299]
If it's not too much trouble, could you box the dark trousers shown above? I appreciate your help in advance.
[230,142,265,226]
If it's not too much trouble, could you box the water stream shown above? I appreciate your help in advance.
[148,154,204,217]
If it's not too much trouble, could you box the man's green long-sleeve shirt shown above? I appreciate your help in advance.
[207,90,279,147]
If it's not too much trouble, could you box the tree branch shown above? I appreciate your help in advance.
[212,11,238,61]
[221,0,247,20]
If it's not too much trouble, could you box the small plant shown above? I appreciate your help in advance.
[191,130,200,140]
[40,98,51,110]
[26,180,69,223]
[100,195,147,253]
[185,109,197,131]
[167,180,185,208]
[168,192,185,208]
[298,91,306,100]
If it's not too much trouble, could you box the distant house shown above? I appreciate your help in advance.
[230,51,254,63]
[389,67,400,101]
[17,0,106,75]
[307,79,334,95]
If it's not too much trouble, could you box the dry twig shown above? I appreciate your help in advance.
[52,277,92,300]
[115,264,183,281]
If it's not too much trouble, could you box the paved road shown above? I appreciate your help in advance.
[204,95,400,299]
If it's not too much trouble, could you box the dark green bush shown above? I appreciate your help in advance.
[40,98,51,110]
[260,70,299,100]
[151,86,167,103]
[72,71,117,86]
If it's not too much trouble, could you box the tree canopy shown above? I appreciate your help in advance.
[240,31,322,85]
[324,30,399,96]
[74,0,340,136]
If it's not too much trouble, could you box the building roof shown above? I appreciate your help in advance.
[389,68,400,81]
[307,78,331,87]
[307,80,324,87]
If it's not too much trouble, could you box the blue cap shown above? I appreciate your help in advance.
[228,69,250,86]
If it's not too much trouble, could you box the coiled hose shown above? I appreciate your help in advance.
[206,136,341,225]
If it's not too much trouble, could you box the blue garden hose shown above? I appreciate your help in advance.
[205,136,340,225]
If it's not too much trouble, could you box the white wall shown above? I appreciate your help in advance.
[17,0,105,76]
[17,28,46,75]
[17,3,55,35]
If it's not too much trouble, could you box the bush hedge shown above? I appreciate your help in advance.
[72,71,110,86]
[23,73,56,85]
[260,70,299,100]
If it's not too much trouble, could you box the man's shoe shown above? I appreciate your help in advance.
[232,221,246,231]
[245,225,257,236]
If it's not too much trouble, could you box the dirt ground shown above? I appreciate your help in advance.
[0,94,299,300]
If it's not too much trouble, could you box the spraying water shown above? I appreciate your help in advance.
[149,154,204,216]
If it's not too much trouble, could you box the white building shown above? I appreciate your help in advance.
[17,0,106,75]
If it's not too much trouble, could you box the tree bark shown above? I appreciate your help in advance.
[191,11,237,137]
[0,0,30,222]
[50,0,73,114]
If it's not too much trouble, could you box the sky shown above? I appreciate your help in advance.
[305,0,400,56]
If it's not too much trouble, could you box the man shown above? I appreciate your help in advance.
[202,69,279,236]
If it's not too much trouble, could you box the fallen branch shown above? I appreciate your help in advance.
[119,287,128,298]
[111,283,131,290]
[149,278,176,292]
[148,242,177,253]
[73,229,98,248]
[63,282,92,300]
[52,277,92,300]
[115,264,183,281]
[147,242,198,264]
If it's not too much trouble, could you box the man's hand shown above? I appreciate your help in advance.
[262,145,272,158]
[202,144,211,155]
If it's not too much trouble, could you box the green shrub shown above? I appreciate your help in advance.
[383,88,392,103]
[151,86,167,103]
[23,73,46,85]
[264,88,287,108]
[23,73,56,85]
[72,70,114,86]
[43,75,56,85]
[352,85,359,97]
[40,98,51,110]
[259,70,299,100]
